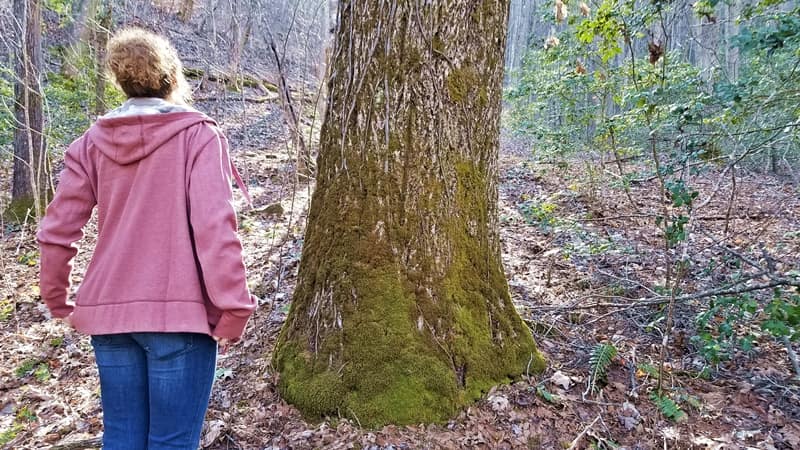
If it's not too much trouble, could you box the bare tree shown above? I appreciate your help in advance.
[60,0,94,77]
[93,2,112,116]
[178,0,195,22]
[6,0,51,222]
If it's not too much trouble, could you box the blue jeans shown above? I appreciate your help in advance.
[91,332,217,450]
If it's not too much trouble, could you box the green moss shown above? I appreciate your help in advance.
[446,66,479,103]
[276,266,458,427]
[439,161,546,401]
[478,86,489,107]
[344,268,458,425]
[275,160,546,428]
[278,346,347,417]
[0,424,23,445]
[2,197,39,224]
[447,68,471,103]
[274,140,546,428]
[432,35,446,54]
[405,48,423,73]
[470,0,497,24]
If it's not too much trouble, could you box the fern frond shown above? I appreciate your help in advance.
[637,362,660,378]
[649,393,687,422]
[587,343,617,394]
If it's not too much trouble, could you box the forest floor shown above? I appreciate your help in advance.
[2,82,800,449]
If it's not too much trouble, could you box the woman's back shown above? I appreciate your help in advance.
[37,27,255,449]
[39,106,253,338]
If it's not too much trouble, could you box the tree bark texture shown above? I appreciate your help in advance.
[60,0,92,77]
[179,0,195,22]
[8,0,51,222]
[94,3,112,116]
[274,0,545,427]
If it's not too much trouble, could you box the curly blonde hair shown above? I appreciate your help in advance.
[107,27,190,103]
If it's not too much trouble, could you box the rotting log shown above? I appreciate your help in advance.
[183,67,278,92]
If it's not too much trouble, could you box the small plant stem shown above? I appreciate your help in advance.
[783,337,800,380]
[658,271,676,393]
[724,165,736,235]
[567,415,601,450]
[650,128,674,394]
[609,126,641,213]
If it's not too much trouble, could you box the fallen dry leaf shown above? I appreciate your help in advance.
[550,371,572,390]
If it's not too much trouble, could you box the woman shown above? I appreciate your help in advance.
[37,28,256,449]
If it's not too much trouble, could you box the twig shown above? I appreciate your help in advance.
[348,408,362,428]
[628,346,639,398]
[609,125,643,214]
[658,265,679,393]
[574,213,768,222]
[575,213,656,222]
[595,269,661,297]
[724,165,736,235]
[524,353,533,378]
[531,277,800,313]
[694,163,732,211]
[264,25,312,177]
[567,415,601,450]
[783,337,800,380]
[14,207,33,255]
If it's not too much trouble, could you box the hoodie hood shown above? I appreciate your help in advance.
[88,111,214,165]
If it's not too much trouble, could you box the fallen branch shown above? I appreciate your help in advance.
[531,277,800,312]
[183,67,278,93]
[193,95,277,104]
[50,437,103,450]
[575,213,656,222]
[695,214,767,221]
[574,213,768,222]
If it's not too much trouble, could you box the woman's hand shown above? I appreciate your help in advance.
[212,336,231,354]
[59,314,75,329]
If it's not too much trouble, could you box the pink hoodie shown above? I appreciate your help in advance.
[37,111,256,340]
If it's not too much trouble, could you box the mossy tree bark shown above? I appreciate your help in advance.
[7,0,51,223]
[274,0,545,427]
[59,0,93,78]
[93,3,112,116]
[178,0,195,22]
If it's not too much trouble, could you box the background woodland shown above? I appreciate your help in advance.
[1,0,799,448]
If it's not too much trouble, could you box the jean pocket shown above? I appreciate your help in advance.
[90,334,130,348]
[136,332,198,361]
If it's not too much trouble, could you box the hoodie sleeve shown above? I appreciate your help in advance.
[188,126,256,341]
[37,138,96,318]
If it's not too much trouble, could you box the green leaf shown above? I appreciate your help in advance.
[650,393,687,422]
[587,343,617,394]
[536,384,561,404]
[637,363,660,378]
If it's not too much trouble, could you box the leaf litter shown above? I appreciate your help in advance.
[1,88,799,450]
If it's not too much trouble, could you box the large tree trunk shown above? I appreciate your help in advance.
[178,0,195,22]
[60,0,96,78]
[7,0,51,222]
[274,0,545,427]
[93,3,112,116]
